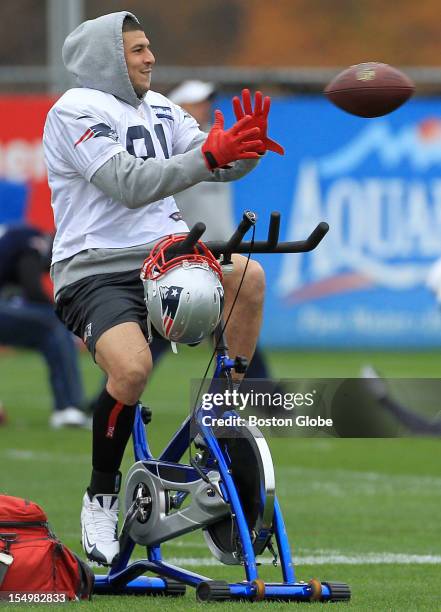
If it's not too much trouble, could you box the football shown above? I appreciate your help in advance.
[324,62,415,118]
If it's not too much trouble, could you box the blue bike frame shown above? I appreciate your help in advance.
[93,344,335,602]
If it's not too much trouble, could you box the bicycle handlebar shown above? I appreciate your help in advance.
[171,210,329,256]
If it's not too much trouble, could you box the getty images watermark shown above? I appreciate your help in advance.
[197,386,333,430]
[192,378,441,438]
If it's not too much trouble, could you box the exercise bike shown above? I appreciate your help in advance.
[93,211,351,603]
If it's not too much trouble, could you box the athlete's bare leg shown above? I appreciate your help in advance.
[95,322,152,404]
[221,254,265,379]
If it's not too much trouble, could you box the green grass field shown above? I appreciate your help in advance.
[1,348,441,610]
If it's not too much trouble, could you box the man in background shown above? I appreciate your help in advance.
[360,259,441,435]
[0,223,88,428]
[168,80,236,241]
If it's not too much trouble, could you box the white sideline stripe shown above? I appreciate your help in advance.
[4,450,437,486]
[166,540,207,549]
[134,552,441,566]
[278,466,441,488]
[2,449,90,463]
[294,553,441,565]
[3,449,439,490]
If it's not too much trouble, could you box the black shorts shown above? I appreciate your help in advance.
[55,270,149,360]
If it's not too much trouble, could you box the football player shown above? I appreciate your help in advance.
[43,12,283,566]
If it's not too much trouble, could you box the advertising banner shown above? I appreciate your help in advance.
[229,97,441,348]
[0,96,55,231]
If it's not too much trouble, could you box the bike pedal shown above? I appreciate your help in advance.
[193,434,208,449]
[140,406,152,424]
[233,355,248,374]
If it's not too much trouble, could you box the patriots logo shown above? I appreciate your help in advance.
[159,285,183,336]
[74,122,119,147]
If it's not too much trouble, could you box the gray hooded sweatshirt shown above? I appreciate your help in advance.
[51,11,258,294]
[63,11,143,110]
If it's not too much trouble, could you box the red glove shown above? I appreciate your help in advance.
[232,89,284,155]
[201,110,263,170]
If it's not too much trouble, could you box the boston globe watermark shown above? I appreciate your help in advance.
[190,379,339,438]
[199,387,333,430]
[190,378,441,438]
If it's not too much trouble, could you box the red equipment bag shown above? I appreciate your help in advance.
[0,495,94,600]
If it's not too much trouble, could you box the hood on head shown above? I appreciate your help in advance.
[62,11,143,109]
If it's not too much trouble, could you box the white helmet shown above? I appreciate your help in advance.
[141,235,224,346]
